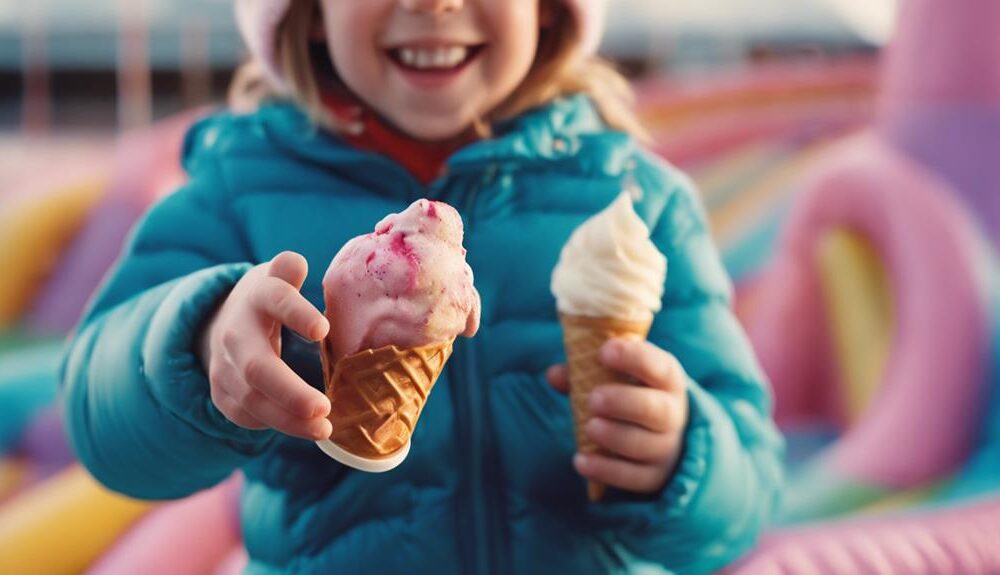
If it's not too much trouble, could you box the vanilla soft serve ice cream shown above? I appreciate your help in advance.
[551,192,667,322]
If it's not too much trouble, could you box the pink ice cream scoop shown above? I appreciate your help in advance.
[322,199,480,362]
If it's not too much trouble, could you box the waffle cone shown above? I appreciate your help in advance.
[559,313,653,501]
[320,338,453,460]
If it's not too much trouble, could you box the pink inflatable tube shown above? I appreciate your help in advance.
[731,495,1000,574]
[749,133,990,488]
[87,474,242,575]
[879,0,1000,247]
[214,547,249,575]
[27,110,200,334]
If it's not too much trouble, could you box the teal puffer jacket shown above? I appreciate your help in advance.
[61,95,783,574]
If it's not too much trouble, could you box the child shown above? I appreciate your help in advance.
[61,0,783,573]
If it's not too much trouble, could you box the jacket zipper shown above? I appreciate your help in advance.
[469,167,512,575]
[429,171,496,575]
[450,345,492,575]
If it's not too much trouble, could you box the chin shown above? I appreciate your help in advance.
[391,113,474,143]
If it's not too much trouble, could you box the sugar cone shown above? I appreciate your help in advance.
[559,313,653,501]
[320,337,453,462]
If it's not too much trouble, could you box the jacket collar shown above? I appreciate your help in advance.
[256,94,621,195]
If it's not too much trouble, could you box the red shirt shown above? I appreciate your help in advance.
[320,91,476,185]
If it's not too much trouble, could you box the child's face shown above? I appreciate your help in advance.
[317,0,542,141]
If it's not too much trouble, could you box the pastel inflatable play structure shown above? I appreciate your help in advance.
[0,340,64,456]
[0,180,106,328]
[638,59,875,171]
[0,110,250,574]
[729,0,1000,570]
[879,0,1000,248]
[0,0,997,570]
[814,231,892,426]
[0,467,153,574]
[738,495,1000,573]
[87,476,241,575]
[746,133,994,516]
[26,110,199,335]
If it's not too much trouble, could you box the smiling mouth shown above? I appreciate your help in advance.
[386,44,486,72]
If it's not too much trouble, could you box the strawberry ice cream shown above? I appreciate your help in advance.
[322,199,481,362]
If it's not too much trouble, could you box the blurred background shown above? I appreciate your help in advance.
[2,0,891,130]
[2,0,1000,573]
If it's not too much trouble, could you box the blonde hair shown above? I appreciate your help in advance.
[229,0,648,140]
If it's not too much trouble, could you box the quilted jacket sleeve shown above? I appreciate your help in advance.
[60,125,277,500]
[588,161,785,574]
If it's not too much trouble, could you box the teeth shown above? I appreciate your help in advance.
[400,48,417,66]
[446,47,466,66]
[396,46,469,70]
[415,50,432,69]
[432,49,449,68]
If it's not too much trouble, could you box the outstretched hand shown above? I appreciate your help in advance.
[547,339,689,495]
[200,251,333,441]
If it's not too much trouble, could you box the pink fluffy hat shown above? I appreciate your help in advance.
[235,0,609,90]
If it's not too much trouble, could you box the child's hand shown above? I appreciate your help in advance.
[546,339,689,496]
[200,251,333,441]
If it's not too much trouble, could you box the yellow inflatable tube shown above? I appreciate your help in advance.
[0,466,153,574]
[0,180,106,328]
[816,230,893,424]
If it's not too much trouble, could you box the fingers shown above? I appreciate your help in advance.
[212,362,332,440]
[243,355,331,419]
[222,331,331,419]
[549,341,689,496]
[211,387,268,430]
[546,364,569,394]
[600,339,686,393]
[238,388,330,441]
[589,383,682,433]
[267,251,309,290]
[264,251,328,341]
[216,382,332,440]
[574,452,673,495]
[249,276,329,342]
[584,417,681,463]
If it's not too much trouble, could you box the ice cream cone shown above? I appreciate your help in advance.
[559,313,653,501]
[317,337,454,471]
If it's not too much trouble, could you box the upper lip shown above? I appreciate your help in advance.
[383,38,485,50]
